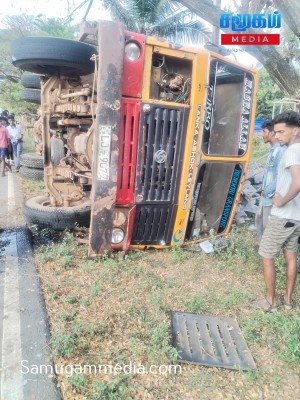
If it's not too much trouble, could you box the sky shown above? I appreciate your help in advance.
[1,0,257,67]
[2,0,111,24]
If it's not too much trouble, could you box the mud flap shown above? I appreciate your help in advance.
[88,21,125,257]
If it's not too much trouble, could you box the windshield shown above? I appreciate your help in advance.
[202,60,254,156]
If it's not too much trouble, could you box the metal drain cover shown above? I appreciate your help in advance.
[171,312,256,370]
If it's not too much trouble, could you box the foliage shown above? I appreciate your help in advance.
[250,135,268,163]
[278,24,300,68]
[33,17,79,39]
[0,80,38,115]
[37,233,77,268]
[242,312,300,365]
[3,14,79,39]
[101,0,210,44]
[256,68,284,119]
[177,0,300,98]
[0,14,78,114]
[93,376,132,400]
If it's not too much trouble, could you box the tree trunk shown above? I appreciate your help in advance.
[246,46,300,97]
[274,0,300,40]
[176,0,300,98]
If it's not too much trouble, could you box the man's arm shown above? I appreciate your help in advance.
[264,148,284,198]
[6,127,12,140]
[18,124,23,139]
[273,164,300,206]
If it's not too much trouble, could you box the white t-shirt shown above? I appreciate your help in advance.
[271,142,300,221]
[7,124,22,143]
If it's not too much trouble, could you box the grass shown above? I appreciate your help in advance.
[22,134,300,399]
[31,226,300,400]
[37,232,80,267]
[250,135,268,163]
[22,132,36,154]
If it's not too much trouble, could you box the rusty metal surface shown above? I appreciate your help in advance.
[171,311,257,370]
[88,21,125,257]
[78,21,98,45]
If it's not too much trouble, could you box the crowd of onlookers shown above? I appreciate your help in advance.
[0,109,23,176]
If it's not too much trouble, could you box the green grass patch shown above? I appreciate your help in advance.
[33,224,300,399]
[93,376,133,400]
[37,232,77,268]
[242,311,300,364]
[22,134,37,154]
[250,135,268,163]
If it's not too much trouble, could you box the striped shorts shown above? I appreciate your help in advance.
[259,215,300,259]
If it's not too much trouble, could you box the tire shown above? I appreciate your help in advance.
[23,196,91,230]
[20,153,44,168]
[21,73,42,89]
[11,37,96,77]
[20,166,44,180]
[20,88,41,104]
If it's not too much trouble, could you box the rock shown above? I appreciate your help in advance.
[243,202,258,217]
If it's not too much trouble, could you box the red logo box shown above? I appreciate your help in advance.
[221,34,280,45]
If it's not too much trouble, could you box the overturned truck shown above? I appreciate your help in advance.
[11,20,258,256]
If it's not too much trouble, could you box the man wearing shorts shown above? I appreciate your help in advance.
[253,111,300,312]
[0,117,12,176]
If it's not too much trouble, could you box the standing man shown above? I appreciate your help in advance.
[255,120,286,244]
[253,111,300,312]
[1,110,14,162]
[0,117,12,176]
[7,115,23,172]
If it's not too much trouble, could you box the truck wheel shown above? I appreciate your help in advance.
[20,88,41,104]
[23,196,91,230]
[19,166,44,180]
[20,73,42,88]
[20,153,44,169]
[11,37,96,77]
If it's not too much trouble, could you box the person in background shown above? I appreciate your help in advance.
[7,115,23,172]
[0,117,12,176]
[0,110,9,125]
[255,120,286,244]
[252,111,300,312]
[1,110,14,162]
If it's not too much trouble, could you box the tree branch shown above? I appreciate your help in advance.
[175,0,300,97]
[273,0,300,40]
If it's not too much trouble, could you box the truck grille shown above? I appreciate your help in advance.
[131,205,176,245]
[135,104,188,203]
[116,99,140,205]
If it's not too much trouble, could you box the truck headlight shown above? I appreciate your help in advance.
[112,228,125,244]
[125,42,141,61]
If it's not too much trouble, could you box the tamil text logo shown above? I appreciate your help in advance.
[220,11,281,45]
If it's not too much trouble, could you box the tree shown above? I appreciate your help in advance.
[33,17,79,39]
[0,80,37,114]
[101,0,211,45]
[256,68,284,119]
[0,15,78,114]
[175,0,300,98]
[279,25,300,67]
